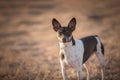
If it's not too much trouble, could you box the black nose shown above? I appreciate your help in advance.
[62,38,66,42]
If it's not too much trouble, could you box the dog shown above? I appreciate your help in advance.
[52,18,105,80]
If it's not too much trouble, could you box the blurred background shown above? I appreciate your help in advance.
[0,0,120,80]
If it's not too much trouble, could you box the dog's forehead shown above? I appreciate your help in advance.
[59,27,71,32]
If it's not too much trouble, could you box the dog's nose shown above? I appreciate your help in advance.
[62,38,66,43]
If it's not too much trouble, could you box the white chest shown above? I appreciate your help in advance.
[59,40,84,68]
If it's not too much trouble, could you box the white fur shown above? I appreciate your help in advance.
[59,39,84,80]
[95,36,105,80]
[95,37,104,66]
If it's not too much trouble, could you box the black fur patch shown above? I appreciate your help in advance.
[58,27,72,37]
[61,53,65,60]
[72,37,75,46]
[80,35,98,63]
[101,43,104,55]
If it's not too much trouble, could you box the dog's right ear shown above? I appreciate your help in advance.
[52,18,61,32]
[68,17,76,31]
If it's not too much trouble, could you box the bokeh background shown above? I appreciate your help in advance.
[0,0,120,80]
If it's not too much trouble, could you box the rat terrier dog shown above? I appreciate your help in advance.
[52,18,105,80]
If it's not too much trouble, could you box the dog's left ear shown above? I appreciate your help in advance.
[52,18,61,32]
[68,17,76,31]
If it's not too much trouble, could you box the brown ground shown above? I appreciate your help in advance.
[0,0,120,80]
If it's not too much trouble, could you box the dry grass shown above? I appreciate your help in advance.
[0,0,120,80]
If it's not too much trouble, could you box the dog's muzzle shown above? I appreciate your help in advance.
[62,38,67,43]
[62,36,72,43]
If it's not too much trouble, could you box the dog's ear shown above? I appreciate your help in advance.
[52,18,61,32]
[68,17,76,31]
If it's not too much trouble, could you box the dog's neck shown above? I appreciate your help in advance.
[59,37,75,48]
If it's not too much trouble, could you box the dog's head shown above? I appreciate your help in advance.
[52,18,76,43]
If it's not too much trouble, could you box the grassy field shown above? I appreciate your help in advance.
[0,0,120,80]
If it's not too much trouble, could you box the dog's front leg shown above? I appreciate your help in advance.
[61,66,67,80]
[60,60,67,80]
[77,66,82,80]
[77,70,82,80]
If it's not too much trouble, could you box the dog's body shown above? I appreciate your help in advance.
[52,18,105,80]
